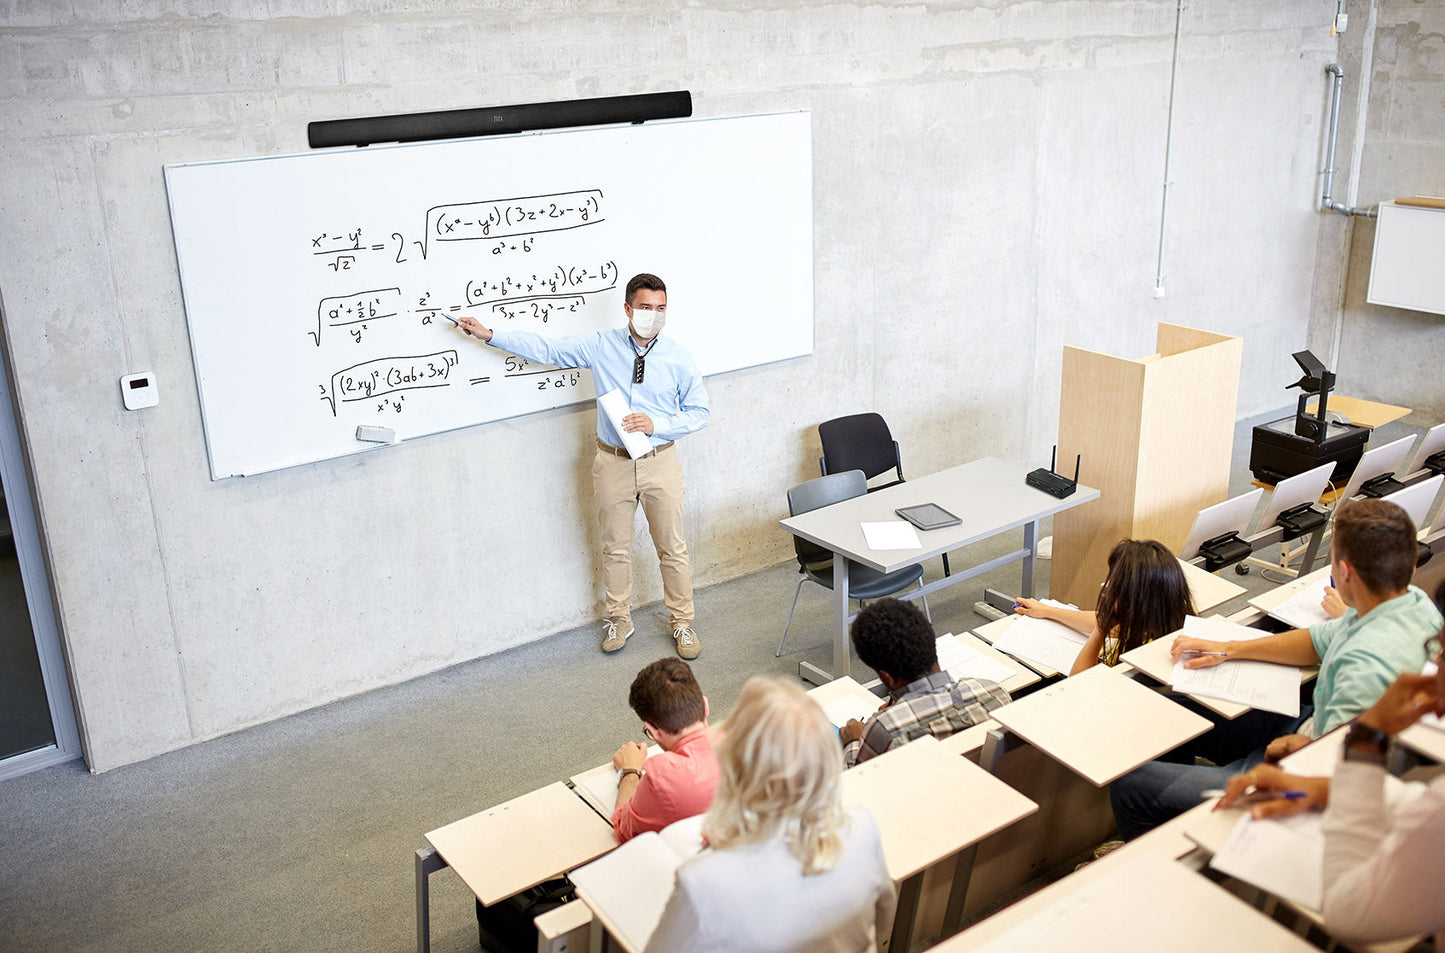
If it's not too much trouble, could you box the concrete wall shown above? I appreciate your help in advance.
[1,1,1348,770]
[1310,0,1444,422]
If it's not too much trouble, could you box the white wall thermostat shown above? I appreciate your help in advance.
[120,372,158,410]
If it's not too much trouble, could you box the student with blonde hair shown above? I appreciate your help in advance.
[645,676,896,953]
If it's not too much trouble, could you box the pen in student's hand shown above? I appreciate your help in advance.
[442,314,461,326]
[1179,650,1229,659]
[1202,788,1310,802]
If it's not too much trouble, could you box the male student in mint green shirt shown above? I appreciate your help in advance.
[1111,498,1440,839]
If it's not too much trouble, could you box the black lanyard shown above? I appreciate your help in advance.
[630,338,658,384]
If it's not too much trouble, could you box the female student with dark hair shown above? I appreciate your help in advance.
[644,676,896,952]
[1014,538,1194,674]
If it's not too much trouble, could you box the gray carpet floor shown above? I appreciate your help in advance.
[0,410,1428,953]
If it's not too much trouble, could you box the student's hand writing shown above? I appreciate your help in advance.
[1320,586,1346,619]
[1214,763,1328,819]
[612,742,647,772]
[1013,598,1048,618]
[1171,635,1230,668]
[1263,733,1311,763]
[1357,671,1442,735]
[840,719,867,745]
[456,316,492,341]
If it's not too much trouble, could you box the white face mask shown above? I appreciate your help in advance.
[630,307,666,340]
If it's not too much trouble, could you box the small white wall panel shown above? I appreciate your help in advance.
[1367,201,1445,317]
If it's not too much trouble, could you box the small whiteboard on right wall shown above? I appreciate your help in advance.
[1367,200,1445,316]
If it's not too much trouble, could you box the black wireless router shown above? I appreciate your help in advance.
[1026,446,1080,499]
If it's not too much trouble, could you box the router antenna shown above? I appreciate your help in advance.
[1073,454,1081,482]
[1050,445,1057,474]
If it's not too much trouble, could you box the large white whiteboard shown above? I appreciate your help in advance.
[164,112,813,479]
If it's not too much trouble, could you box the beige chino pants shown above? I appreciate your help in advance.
[591,440,694,628]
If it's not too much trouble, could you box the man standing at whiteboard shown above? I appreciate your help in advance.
[457,274,709,660]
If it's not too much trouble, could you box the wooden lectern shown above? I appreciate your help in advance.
[1049,323,1242,609]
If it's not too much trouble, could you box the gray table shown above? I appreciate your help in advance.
[779,456,1099,683]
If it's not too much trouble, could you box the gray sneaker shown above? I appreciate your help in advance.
[672,625,700,660]
[601,617,633,653]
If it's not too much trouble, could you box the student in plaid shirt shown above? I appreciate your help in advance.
[840,598,1011,766]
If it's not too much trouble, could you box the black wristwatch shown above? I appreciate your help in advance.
[1343,722,1389,765]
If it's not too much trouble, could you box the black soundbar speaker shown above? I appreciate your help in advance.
[308,90,693,149]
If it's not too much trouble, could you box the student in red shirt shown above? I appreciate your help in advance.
[611,658,720,842]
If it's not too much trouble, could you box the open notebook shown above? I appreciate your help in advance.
[570,814,707,953]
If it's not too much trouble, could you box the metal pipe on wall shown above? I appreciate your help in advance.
[1320,63,1376,218]
[1153,0,1186,297]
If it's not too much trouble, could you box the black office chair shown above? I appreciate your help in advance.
[817,412,949,575]
[777,470,930,657]
[818,413,904,489]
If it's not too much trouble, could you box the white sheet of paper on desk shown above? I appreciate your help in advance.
[822,693,879,729]
[597,388,654,459]
[1210,811,1324,911]
[570,814,704,952]
[1420,661,1444,732]
[990,616,1088,673]
[571,814,705,952]
[936,634,1018,686]
[860,520,921,550]
[1267,581,1332,629]
[1210,775,1408,912]
[1168,616,1300,716]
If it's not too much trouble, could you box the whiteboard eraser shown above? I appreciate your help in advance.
[355,425,398,444]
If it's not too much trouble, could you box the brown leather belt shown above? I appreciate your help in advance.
[597,438,674,459]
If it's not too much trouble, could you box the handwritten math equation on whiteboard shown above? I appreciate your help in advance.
[306,189,613,418]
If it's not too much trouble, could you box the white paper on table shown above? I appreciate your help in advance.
[597,388,655,459]
[1169,616,1300,716]
[1267,581,1332,629]
[860,521,921,550]
[571,813,706,952]
[990,616,1088,673]
[936,634,1018,685]
[1209,811,1325,911]
[1420,661,1444,732]
[822,694,879,729]
[1210,775,1408,912]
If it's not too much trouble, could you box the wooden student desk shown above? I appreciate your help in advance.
[1177,557,1248,612]
[415,782,617,953]
[979,664,1212,785]
[841,735,1038,952]
[778,456,1098,684]
[934,847,1319,953]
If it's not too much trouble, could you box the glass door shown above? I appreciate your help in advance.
[0,288,81,779]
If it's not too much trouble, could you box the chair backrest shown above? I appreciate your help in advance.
[818,413,903,486]
[787,470,868,570]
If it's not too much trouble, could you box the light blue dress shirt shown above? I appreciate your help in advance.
[488,326,709,448]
